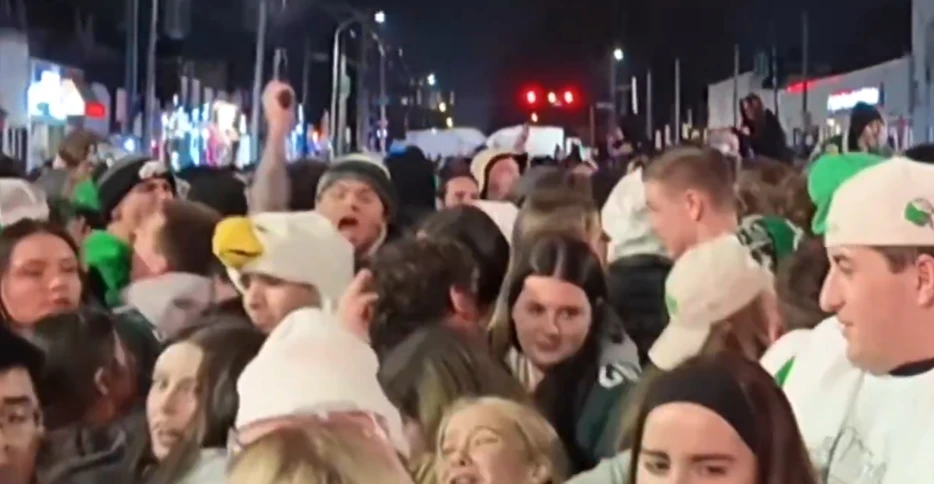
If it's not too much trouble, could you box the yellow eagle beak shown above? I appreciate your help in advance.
[213,216,264,269]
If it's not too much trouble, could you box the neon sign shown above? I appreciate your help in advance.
[827,87,880,113]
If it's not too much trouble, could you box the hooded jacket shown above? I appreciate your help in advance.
[35,412,145,484]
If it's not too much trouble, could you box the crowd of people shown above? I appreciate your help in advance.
[1,79,934,484]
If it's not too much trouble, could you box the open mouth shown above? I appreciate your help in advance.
[337,216,360,230]
[448,475,480,484]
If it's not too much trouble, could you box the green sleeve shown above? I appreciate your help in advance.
[83,230,132,307]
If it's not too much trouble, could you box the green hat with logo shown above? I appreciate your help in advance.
[807,152,884,235]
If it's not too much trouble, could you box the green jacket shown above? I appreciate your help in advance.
[576,358,641,461]
[83,230,132,308]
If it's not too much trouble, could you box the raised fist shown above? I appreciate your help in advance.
[262,80,296,131]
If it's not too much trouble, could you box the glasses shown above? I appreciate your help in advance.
[0,403,43,443]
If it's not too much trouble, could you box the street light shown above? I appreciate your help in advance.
[327,9,390,155]
[609,47,624,120]
[445,117,454,128]
[427,73,437,86]
[439,102,447,113]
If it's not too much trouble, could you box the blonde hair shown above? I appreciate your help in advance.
[437,397,569,483]
[228,422,413,484]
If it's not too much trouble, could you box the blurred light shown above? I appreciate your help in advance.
[85,102,106,119]
[123,137,137,152]
[445,117,454,128]
[374,11,386,24]
[439,102,447,113]
[427,73,436,86]
[526,90,537,105]
[613,48,624,61]
[547,91,557,104]
[563,90,575,104]
[531,112,539,123]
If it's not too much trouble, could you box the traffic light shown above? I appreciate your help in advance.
[563,90,575,105]
[526,90,538,106]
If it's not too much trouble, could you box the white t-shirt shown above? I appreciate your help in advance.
[776,317,934,483]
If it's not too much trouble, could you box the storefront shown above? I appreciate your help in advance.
[26,60,108,169]
[707,56,913,150]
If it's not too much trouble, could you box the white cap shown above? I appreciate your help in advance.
[212,211,354,311]
[826,157,934,247]
[472,200,518,245]
[235,308,408,456]
[470,148,514,195]
[0,179,48,227]
[649,235,771,370]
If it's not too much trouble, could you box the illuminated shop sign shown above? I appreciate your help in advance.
[827,87,880,113]
[27,70,85,121]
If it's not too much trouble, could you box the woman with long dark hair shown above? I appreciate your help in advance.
[627,353,818,484]
[491,234,640,472]
[133,317,264,483]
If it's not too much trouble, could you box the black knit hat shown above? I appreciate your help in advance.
[96,154,177,223]
[847,102,883,151]
[316,153,398,222]
[0,325,43,382]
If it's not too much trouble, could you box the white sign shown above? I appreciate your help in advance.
[827,87,880,113]
[27,70,85,121]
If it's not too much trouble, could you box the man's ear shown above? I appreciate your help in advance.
[449,286,479,320]
[94,367,111,398]
[527,459,553,484]
[915,253,934,308]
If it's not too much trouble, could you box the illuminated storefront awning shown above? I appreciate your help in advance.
[27,65,105,123]
[827,87,881,113]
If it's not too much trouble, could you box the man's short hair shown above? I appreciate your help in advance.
[642,146,736,209]
[158,200,222,276]
[368,237,477,356]
[874,246,934,273]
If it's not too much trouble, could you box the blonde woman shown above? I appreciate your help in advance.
[436,397,568,484]
[228,416,414,484]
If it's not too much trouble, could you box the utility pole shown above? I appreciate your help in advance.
[801,10,810,132]
[356,28,369,151]
[249,0,268,162]
[645,69,653,139]
[674,58,681,144]
[609,53,617,120]
[378,43,387,154]
[124,0,139,135]
[733,44,740,127]
[141,0,160,153]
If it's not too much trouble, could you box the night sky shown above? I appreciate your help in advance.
[19,0,910,131]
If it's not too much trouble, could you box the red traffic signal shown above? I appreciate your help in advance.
[526,90,538,105]
[563,90,575,105]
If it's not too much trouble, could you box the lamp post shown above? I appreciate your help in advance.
[328,9,388,154]
[610,47,624,120]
